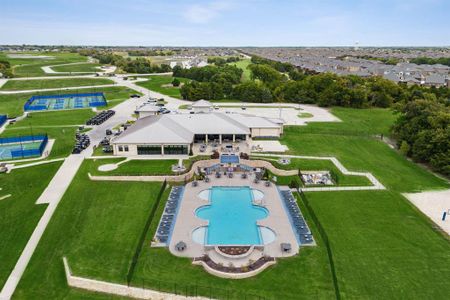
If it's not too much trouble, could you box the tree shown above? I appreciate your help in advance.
[399,140,411,156]
[172,78,181,87]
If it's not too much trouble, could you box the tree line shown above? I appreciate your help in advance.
[79,50,171,73]
[392,99,449,176]
[0,60,13,78]
[174,55,449,108]
[207,56,240,66]
[410,57,450,67]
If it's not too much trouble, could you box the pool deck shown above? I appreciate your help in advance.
[168,174,299,260]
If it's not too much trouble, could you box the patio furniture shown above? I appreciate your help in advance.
[281,243,292,253]
[175,241,187,252]
[192,181,198,187]
[265,181,271,187]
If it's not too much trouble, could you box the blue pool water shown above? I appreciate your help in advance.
[196,186,268,245]
[220,154,239,164]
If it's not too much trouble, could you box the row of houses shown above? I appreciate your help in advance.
[243,48,450,88]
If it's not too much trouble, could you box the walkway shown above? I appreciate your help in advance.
[253,154,385,191]
[0,155,84,300]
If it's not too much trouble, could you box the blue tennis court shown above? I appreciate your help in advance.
[0,135,48,160]
[24,92,107,111]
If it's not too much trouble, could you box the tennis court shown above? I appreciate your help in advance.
[0,135,48,160]
[24,92,107,111]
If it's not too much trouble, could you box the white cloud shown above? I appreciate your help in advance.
[183,1,233,24]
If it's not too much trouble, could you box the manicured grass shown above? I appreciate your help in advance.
[13,160,166,299]
[303,107,397,136]
[304,190,450,299]
[1,78,115,91]
[90,158,179,176]
[0,161,62,287]
[51,63,102,73]
[7,107,450,300]
[135,76,189,99]
[0,86,138,117]
[14,110,96,127]
[298,112,313,118]
[282,127,449,192]
[0,52,88,77]
[228,59,251,81]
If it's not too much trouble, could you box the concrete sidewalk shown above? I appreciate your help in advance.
[0,155,84,300]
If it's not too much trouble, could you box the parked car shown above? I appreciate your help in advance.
[130,94,140,98]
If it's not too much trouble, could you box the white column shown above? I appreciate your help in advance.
[205,135,208,143]
[232,135,236,142]
[219,134,222,144]
[161,145,164,155]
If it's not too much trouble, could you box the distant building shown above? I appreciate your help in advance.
[191,100,213,113]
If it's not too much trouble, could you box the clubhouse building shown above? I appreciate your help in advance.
[111,112,284,156]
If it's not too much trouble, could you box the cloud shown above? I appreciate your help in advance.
[183,1,233,24]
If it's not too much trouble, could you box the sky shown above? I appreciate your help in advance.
[1,0,449,46]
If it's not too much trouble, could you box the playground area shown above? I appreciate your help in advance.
[24,92,107,111]
[0,135,48,160]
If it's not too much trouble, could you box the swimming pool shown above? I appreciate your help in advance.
[220,154,239,164]
[195,186,270,245]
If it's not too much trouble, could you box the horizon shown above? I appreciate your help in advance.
[2,0,450,47]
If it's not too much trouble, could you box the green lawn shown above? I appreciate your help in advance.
[0,161,62,287]
[51,63,103,73]
[89,158,179,176]
[13,160,167,299]
[228,59,252,81]
[304,190,450,299]
[281,127,448,192]
[0,86,138,117]
[135,76,189,99]
[1,78,115,91]
[5,107,450,300]
[303,107,398,137]
[0,52,88,77]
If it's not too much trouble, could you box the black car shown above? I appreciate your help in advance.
[130,94,140,98]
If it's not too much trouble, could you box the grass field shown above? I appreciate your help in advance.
[3,107,450,299]
[228,59,252,81]
[51,63,103,73]
[0,161,62,288]
[135,76,190,99]
[0,86,138,117]
[13,161,167,299]
[1,78,115,91]
[0,52,89,77]
[89,158,179,176]
[304,190,450,299]
[1,52,87,76]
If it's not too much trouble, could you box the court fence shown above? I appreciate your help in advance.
[0,115,6,127]
[24,92,107,111]
[0,134,48,159]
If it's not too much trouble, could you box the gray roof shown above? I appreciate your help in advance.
[112,112,281,145]
[136,104,160,112]
[191,99,212,108]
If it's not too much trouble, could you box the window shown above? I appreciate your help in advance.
[164,145,188,155]
[137,145,162,155]
[118,146,123,152]
[124,145,129,152]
